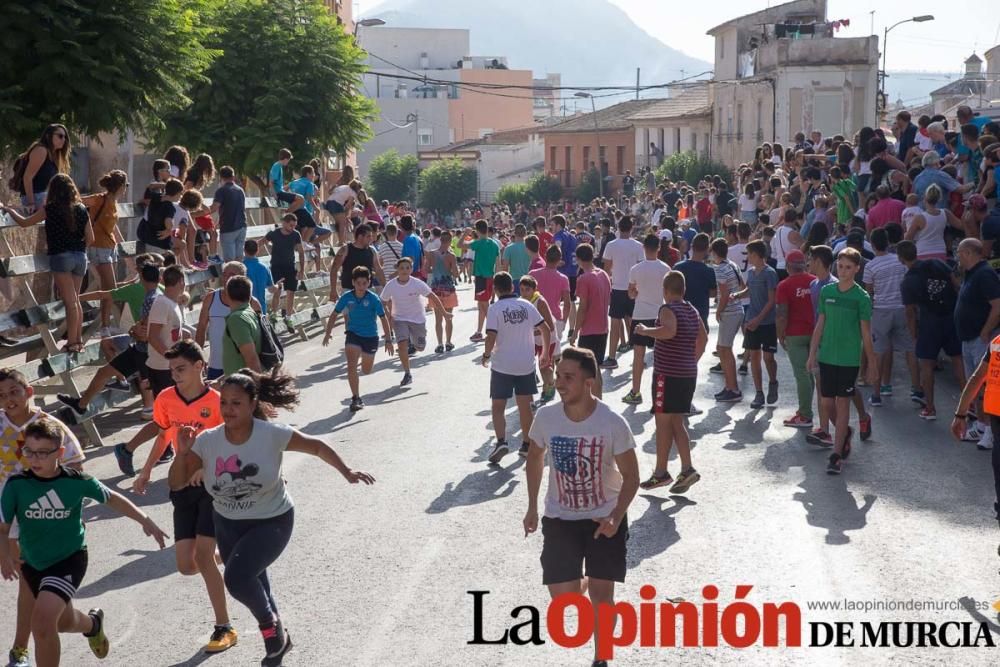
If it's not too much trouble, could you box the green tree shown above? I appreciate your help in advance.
[527,174,564,204]
[575,167,602,203]
[655,151,730,187]
[0,0,217,154]
[367,150,418,202]
[495,182,530,209]
[155,0,375,192]
[418,159,477,214]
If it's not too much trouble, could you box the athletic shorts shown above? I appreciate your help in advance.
[272,262,298,293]
[169,485,215,541]
[346,331,379,355]
[109,344,148,379]
[609,289,634,319]
[324,200,346,215]
[716,309,744,348]
[818,362,858,398]
[744,323,778,353]
[577,333,607,365]
[474,276,494,302]
[293,207,316,229]
[568,274,578,301]
[651,373,696,414]
[871,308,914,354]
[22,549,88,604]
[490,369,537,399]
[540,515,629,585]
[915,314,961,360]
[147,366,174,397]
[275,191,297,206]
[629,319,657,348]
[393,320,427,350]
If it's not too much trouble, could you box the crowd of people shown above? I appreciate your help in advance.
[1,107,1000,666]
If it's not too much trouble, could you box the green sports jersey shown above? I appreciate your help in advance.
[817,281,872,368]
[470,237,501,278]
[0,466,110,570]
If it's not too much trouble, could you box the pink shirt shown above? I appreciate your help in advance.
[575,268,611,336]
[529,267,570,320]
[866,198,905,231]
[528,255,544,272]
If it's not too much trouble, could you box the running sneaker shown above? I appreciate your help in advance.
[962,422,984,442]
[84,608,109,659]
[105,378,131,392]
[826,453,843,475]
[434,345,444,354]
[400,372,413,387]
[600,358,619,369]
[208,255,223,265]
[750,391,766,409]
[859,414,872,441]
[205,625,238,653]
[783,413,813,429]
[639,471,673,490]
[684,404,703,416]
[540,386,556,403]
[113,444,135,477]
[766,381,779,406]
[910,389,927,406]
[488,440,510,464]
[669,468,701,494]
[518,442,530,457]
[445,343,455,352]
[621,390,642,405]
[593,660,608,667]
[709,363,723,374]
[715,389,743,403]
[978,425,994,451]
[57,394,86,416]
[738,364,749,376]
[408,344,417,356]
[469,332,484,342]
[806,430,834,447]
[7,648,29,667]
[617,342,631,354]
[919,408,937,421]
[868,394,882,407]
[879,384,893,396]
[260,625,292,667]
[349,396,363,412]
[157,446,174,464]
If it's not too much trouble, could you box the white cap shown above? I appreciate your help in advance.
[658,229,673,242]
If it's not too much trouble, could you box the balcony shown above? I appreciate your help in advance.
[755,35,877,72]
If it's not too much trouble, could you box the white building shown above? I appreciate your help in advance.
[628,86,713,169]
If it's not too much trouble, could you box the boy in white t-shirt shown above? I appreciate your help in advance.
[901,193,922,232]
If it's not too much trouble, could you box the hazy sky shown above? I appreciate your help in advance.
[358,0,999,72]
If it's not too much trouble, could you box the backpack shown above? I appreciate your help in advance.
[226,308,285,371]
[7,153,28,192]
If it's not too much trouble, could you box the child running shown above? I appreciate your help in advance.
[1,418,168,666]
[174,369,375,667]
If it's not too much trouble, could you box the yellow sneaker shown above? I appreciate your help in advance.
[85,609,109,659]
[205,625,238,653]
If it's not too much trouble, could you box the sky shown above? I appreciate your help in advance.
[357,0,1000,73]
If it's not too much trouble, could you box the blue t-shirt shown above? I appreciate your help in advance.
[674,259,717,323]
[746,264,779,324]
[402,234,423,272]
[955,260,1000,341]
[810,275,835,319]
[243,257,274,315]
[269,162,285,194]
[553,230,578,276]
[335,289,385,338]
[288,177,316,214]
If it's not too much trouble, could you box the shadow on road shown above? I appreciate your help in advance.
[77,547,176,597]
[426,455,524,514]
[628,495,696,569]
[959,596,1000,637]
[165,647,223,667]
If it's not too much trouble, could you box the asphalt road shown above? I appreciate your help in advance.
[3,281,1000,666]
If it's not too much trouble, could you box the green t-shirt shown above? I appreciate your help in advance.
[0,466,110,570]
[817,281,872,367]
[111,282,162,323]
[223,304,261,374]
[502,240,531,280]
[832,178,857,225]
[470,237,501,278]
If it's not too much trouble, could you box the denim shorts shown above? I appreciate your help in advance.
[87,246,118,265]
[49,251,88,276]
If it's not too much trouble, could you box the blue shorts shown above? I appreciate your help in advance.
[275,191,297,206]
[324,200,346,215]
[87,246,117,265]
[915,314,961,360]
[49,251,88,276]
[489,369,537,400]
[346,331,379,355]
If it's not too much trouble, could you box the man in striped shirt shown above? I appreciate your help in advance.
[376,223,405,281]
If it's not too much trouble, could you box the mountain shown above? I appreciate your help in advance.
[361,0,711,95]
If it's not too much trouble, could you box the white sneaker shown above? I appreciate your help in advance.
[963,423,984,443]
[978,425,994,450]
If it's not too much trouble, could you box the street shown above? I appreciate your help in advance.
[3,281,999,666]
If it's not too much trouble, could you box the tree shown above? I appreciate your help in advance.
[575,167,602,203]
[527,174,564,204]
[655,151,731,188]
[0,0,217,155]
[154,0,375,192]
[495,182,530,209]
[418,159,477,214]
[367,150,418,202]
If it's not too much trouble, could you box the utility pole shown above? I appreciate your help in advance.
[406,111,419,206]
[635,68,640,100]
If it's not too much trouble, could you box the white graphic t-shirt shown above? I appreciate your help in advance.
[485,295,543,376]
[380,276,432,324]
[528,401,636,521]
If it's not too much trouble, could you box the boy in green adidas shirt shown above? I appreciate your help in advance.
[0,418,168,666]
[807,247,878,475]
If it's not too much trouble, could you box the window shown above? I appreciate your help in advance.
[583,145,590,169]
[691,132,697,153]
[564,146,572,186]
[704,133,710,157]
[449,84,459,99]
[727,105,733,144]
[719,35,725,60]
[737,103,743,140]
[756,99,763,136]
[550,146,557,171]
[674,127,681,152]
[418,129,433,146]
[599,146,607,176]
[478,128,494,139]
[615,146,624,175]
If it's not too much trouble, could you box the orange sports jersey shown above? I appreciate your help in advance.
[153,386,223,443]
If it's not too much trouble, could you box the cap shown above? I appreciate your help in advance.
[658,229,673,242]
[785,250,806,266]
[969,194,988,211]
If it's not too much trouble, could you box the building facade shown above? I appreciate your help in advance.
[629,87,713,170]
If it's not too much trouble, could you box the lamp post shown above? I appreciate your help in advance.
[353,17,385,37]
[406,112,419,205]
[878,15,934,120]
[574,92,603,198]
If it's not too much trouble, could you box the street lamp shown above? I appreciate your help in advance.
[878,15,934,119]
[574,92,603,198]
[354,17,385,37]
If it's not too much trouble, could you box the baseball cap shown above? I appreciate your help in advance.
[658,229,673,242]
[785,250,806,266]
[969,194,988,211]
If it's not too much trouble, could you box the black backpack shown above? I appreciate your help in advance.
[226,309,285,371]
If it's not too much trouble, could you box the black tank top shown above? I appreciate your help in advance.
[340,243,375,288]
[22,154,58,196]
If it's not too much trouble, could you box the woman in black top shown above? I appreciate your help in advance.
[2,174,94,352]
[11,124,71,212]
